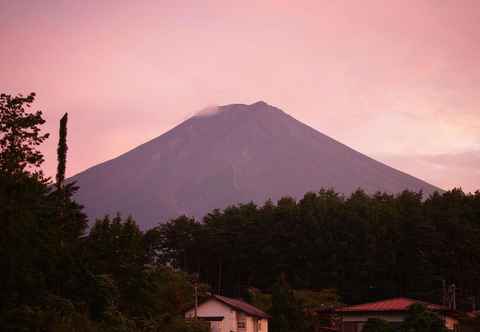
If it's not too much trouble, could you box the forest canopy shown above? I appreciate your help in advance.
[153,188,480,308]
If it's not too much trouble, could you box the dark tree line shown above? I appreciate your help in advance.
[153,188,480,308]
[0,93,208,331]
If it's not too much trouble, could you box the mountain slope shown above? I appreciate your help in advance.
[71,101,441,228]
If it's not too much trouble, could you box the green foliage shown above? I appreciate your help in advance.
[0,94,209,331]
[294,289,342,310]
[0,178,210,331]
[363,318,394,332]
[82,215,211,329]
[0,92,49,177]
[246,288,272,313]
[399,304,448,332]
[246,287,341,330]
[156,188,480,308]
[270,276,308,332]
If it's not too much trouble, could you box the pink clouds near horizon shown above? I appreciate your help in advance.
[1,0,479,192]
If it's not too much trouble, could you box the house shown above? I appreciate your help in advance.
[336,297,459,332]
[185,294,270,332]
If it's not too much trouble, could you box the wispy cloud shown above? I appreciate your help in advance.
[193,105,221,118]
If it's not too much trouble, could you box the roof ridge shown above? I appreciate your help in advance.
[340,297,413,306]
[337,297,447,313]
[213,294,271,319]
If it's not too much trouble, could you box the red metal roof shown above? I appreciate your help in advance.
[336,297,447,313]
[213,295,271,319]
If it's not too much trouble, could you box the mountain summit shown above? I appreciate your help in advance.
[71,101,440,228]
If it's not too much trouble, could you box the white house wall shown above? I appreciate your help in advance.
[246,316,254,332]
[242,316,269,332]
[258,318,268,332]
[185,299,236,332]
[185,298,269,332]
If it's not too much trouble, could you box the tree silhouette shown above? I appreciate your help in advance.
[56,112,68,189]
[0,92,49,177]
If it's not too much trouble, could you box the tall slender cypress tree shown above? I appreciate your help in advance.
[56,113,68,189]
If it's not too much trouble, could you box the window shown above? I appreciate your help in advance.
[258,321,262,330]
[236,311,246,330]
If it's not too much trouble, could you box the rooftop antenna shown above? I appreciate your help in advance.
[193,273,199,319]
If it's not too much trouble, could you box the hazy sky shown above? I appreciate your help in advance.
[1,0,479,192]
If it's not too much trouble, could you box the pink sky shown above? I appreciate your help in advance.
[1,0,479,192]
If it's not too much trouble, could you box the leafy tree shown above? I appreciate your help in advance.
[0,92,49,177]
[245,288,272,313]
[270,275,307,332]
[0,95,89,330]
[400,304,448,332]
